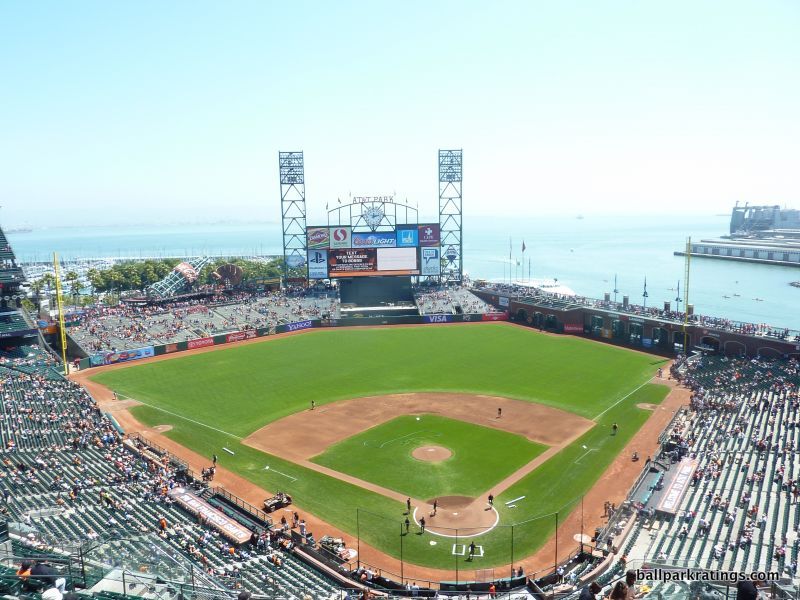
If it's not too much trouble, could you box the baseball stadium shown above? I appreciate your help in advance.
[0,151,799,600]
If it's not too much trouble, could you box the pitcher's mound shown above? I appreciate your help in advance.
[412,445,452,462]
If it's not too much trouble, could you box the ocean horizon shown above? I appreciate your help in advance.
[7,214,800,330]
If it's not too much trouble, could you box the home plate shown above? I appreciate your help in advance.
[453,512,459,516]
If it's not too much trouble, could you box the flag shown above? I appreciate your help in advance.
[326,202,329,210]
[337,197,342,204]
[522,240,526,253]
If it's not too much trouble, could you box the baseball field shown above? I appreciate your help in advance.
[89,323,669,571]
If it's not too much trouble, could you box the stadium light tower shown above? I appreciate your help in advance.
[279,151,307,282]
[439,149,463,284]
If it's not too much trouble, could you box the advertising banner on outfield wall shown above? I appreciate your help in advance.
[307,227,330,249]
[187,337,215,350]
[498,297,509,308]
[0,328,37,339]
[563,323,584,333]
[285,320,313,332]
[424,315,452,323]
[481,313,509,322]
[329,226,352,249]
[420,246,441,276]
[307,249,329,279]
[225,330,257,344]
[90,346,154,367]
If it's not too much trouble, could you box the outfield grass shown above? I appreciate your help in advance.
[311,414,547,499]
[91,323,669,569]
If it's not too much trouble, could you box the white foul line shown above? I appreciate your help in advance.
[121,395,242,439]
[593,378,654,421]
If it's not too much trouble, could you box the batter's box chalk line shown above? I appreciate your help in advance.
[452,544,484,557]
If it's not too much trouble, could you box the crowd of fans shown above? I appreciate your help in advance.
[69,285,501,354]
[414,286,495,315]
[68,290,340,353]
[622,354,800,581]
[0,348,341,598]
[476,282,800,343]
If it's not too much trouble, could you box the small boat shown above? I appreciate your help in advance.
[754,298,764,302]
[723,295,730,299]
[732,293,740,297]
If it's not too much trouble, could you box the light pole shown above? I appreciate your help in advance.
[642,277,649,309]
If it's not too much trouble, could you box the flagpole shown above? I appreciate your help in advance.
[508,237,512,284]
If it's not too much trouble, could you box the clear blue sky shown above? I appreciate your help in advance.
[1,1,798,227]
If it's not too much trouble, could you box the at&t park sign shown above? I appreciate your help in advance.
[351,195,395,204]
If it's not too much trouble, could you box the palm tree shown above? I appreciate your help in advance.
[65,271,80,303]
[39,273,56,311]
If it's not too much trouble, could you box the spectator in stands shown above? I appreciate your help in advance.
[608,581,628,600]
[15,560,31,584]
[579,581,602,600]
[624,570,642,599]
[736,580,759,600]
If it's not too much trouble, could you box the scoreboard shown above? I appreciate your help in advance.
[306,224,441,279]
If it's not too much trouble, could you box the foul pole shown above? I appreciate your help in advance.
[53,253,69,376]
